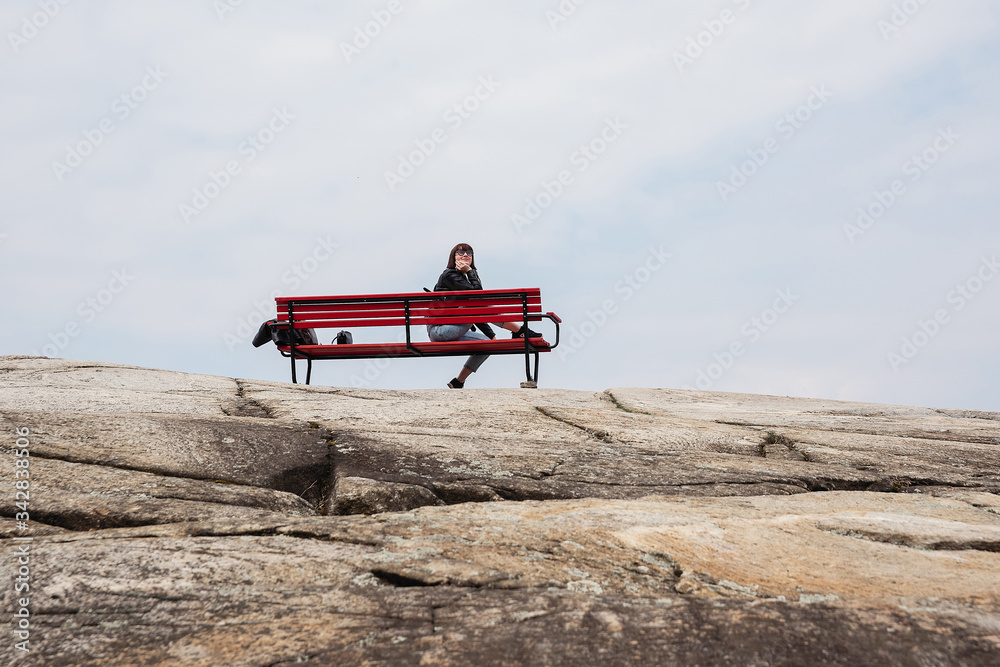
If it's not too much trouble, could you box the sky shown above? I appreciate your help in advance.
[2,0,998,411]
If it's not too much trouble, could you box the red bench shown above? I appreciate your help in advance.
[273,288,561,387]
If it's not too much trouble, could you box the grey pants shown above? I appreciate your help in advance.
[427,323,489,372]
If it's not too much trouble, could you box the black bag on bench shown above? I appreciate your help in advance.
[252,319,318,348]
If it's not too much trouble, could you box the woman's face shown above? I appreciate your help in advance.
[455,249,472,264]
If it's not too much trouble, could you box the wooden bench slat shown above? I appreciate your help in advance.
[276,288,541,304]
[409,297,541,310]
[279,302,408,315]
[279,305,541,320]
[289,313,547,329]
[277,298,542,317]
[417,314,545,324]
[279,342,412,357]
[288,317,410,328]
[285,305,539,320]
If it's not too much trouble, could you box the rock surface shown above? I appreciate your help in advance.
[1,356,998,665]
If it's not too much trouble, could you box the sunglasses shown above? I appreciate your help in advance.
[454,250,472,257]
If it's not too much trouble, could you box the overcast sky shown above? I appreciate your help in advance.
[2,1,998,410]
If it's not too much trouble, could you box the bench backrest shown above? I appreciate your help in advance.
[276,288,544,330]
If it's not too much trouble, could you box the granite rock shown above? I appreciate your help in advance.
[0,357,998,665]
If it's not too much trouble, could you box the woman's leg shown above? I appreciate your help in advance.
[429,324,485,387]
[452,330,489,386]
[459,330,490,374]
[428,323,472,342]
[497,322,541,337]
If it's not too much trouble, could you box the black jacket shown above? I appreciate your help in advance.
[433,268,496,339]
[434,267,483,291]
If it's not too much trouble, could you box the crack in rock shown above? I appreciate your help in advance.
[535,406,615,443]
[716,420,1000,446]
[816,515,1000,552]
[223,379,275,418]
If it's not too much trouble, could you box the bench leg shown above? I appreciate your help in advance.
[521,351,538,389]
[290,357,312,385]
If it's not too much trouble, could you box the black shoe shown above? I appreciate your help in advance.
[447,378,464,389]
[512,325,541,339]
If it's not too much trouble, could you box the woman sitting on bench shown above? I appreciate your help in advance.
[431,243,538,389]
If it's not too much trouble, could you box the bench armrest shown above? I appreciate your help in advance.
[539,312,561,349]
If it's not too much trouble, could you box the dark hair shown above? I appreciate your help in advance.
[446,243,476,270]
